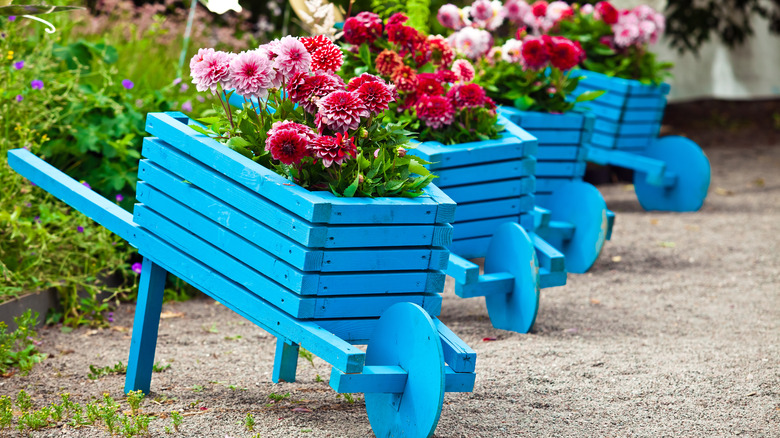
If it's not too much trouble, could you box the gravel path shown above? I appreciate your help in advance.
[2,109,778,437]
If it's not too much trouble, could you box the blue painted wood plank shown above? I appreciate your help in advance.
[145,113,450,225]
[539,268,567,289]
[454,195,534,222]
[423,183,458,225]
[330,365,408,393]
[411,134,532,170]
[535,177,575,193]
[272,339,299,383]
[433,319,477,373]
[586,146,666,184]
[449,236,491,260]
[452,216,519,241]
[533,206,551,228]
[531,234,565,272]
[536,161,587,177]
[529,130,582,145]
[442,178,535,204]
[434,158,535,187]
[444,367,476,392]
[624,95,667,110]
[124,258,167,394]
[535,146,583,161]
[322,247,450,272]
[8,149,141,247]
[138,151,454,249]
[454,272,514,299]
[593,119,661,136]
[446,253,480,285]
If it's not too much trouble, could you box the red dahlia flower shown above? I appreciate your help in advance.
[310,43,344,73]
[427,35,455,68]
[286,72,344,114]
[347,73,384,91]
[315,91,370,133]
[521,36,550,70]
[268,121,315,141]
[447,83,487,109]
[417,73,445,96]
[387,12,409,27]
[451,59,475,83]
[375,50,403,76]
[531,1,548,18]
[265,129,309,165]
[548,36,584,71]
[308,133,357,167]
[300,35,331,53]
[437,69,458,83]
[356,81,395,114]
[391,65,419,93]
[595,1,619,25]
[343,12,383,45]
[415,94,455,129]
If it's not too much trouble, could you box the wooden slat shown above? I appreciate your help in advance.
[442,178,535,204]
[536,161,587,177]
[454,272,514,299]
[145,112,450,225]
[138,156,454,249]
[531,233,565,272]
[499,107,585,129]
[433,319,477,373]
[435,158,535,187]
[411,132,533,171]
[528,130,582,145]
[536,145,584,161]
[446,253,480,285]
[454,195,534,222]
[452,215,519,241]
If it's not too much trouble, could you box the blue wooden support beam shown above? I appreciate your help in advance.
[272,338,299,383]
[539,267,567,289]
[585,146,669,186]
[446,254,480,286]
[533,206,551,229]
[329,365,475,394]
[454,273,514,299]
[545,220,576,241]
[433,319,476,373]
[445,367,477,392]
[531,234,565,273]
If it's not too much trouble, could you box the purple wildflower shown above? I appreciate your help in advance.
[172,77,182,85]
[179,83,189,92]
[132,262,143,274]
[181,100,193,112]
[25,202,31,207]
[16,95,22,102]
[122,79,134,89]
[8,16,16,21]
[107,312,114,323]
[13,60,23,70]
[115,194,124,202]
[77,226,84,233]
[30,181,36,186]
[34,216,40,223]
[31,79,43,90]
[82,181,91,189]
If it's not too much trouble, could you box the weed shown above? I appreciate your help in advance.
[244,412,256,431]
[152,361,171,372]
[87,361,126,380]
[315,374,323,383]
[299,347,316,368]
[0,396,13,430]
[191,385,204,393]
[204,323,219,334]
[268,392,290,402]
[0,310,47,375]
[170,410,183,432]
[338,393,357,404]
[126,390,145,417]
[16,390,33,412]
[224,334,242,341]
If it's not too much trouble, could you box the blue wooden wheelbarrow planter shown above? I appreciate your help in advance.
[572,70,711,212]
[8,112,476,438]
[497,106,612,274]
[409,115,567,334]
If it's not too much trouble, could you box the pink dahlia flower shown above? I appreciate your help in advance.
[190,48,232,93]
[448,27,492,60]
[451,59,476,83]
[437,4,465,30]
[415,95,455,129]
[447,83,487,108]
[315,91,370,133]
[356,81,395,114]
[437,69,458,83]
[546,1,573,22]
[265,129,309,165]
[504,0,531,23]
[613,22,640,48]
[580,4,594,15]
[267,121,316,141]
[501,38,524,64]
[274,36,312,80]
[521,36,550,70]
[309,133,357,167]
[347,73,384,92]
[471,0,494,21]
[286,72,344,114]
[228,50,277,98]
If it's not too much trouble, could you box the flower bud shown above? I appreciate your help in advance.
[397,147,407,157]
[358,174,364,183]
[360,127,368,138]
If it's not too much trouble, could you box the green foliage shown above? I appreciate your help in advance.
[194,99,435,198]
[267,392,290,402]
[244,412,256,431]
[0,311,46,375]
[554,8,672,84]
[87,361,127,380]
[169,410,183,432]
[476,61,603,113]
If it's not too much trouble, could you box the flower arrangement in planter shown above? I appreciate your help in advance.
[551,2,673,84]
[187,35,435,198]
[340,12,502,145]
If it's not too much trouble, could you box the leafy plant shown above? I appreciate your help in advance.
[244,412,256,431]
[0,311,46,376]
[87,361,127,380]
[267,392,290,402]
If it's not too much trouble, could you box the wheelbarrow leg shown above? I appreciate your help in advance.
[125,257,168,394]
[272,338,299,383]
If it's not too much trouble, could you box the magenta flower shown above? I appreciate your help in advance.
[77,226,84,233]
[190,48,232,93]
[437,4,465,30]
[267,120,315,141]
[355,81,395,115]
[181,100,193,112]
[15,95,22,102]
[13,61,23,70]
[451,59,476,82]
[265,129,309,165]
[107,312,114,323]
[31,79,44,90]
[309,133,357,167]
[228,50,277,99]
[115,194,124,202]
[122,79,134,89]
[8,16,15,21]
[286,72,343,114]
[132,262,143,274]
[415,94,455,129]
[315,91,369,134]
[82,181,91,189]
[273,36,312,80]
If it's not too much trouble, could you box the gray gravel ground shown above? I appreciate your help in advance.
[1,108,779,437]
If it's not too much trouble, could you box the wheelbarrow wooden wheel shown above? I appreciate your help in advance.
[537,180,608,274]
[484,222,540,334]
[365,303,445,438]
[634,136,711,212]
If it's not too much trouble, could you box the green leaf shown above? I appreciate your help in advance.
[408,158,430,176]
[343,173,360,198]
[358,44,372,67]
[575,90,606,103]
